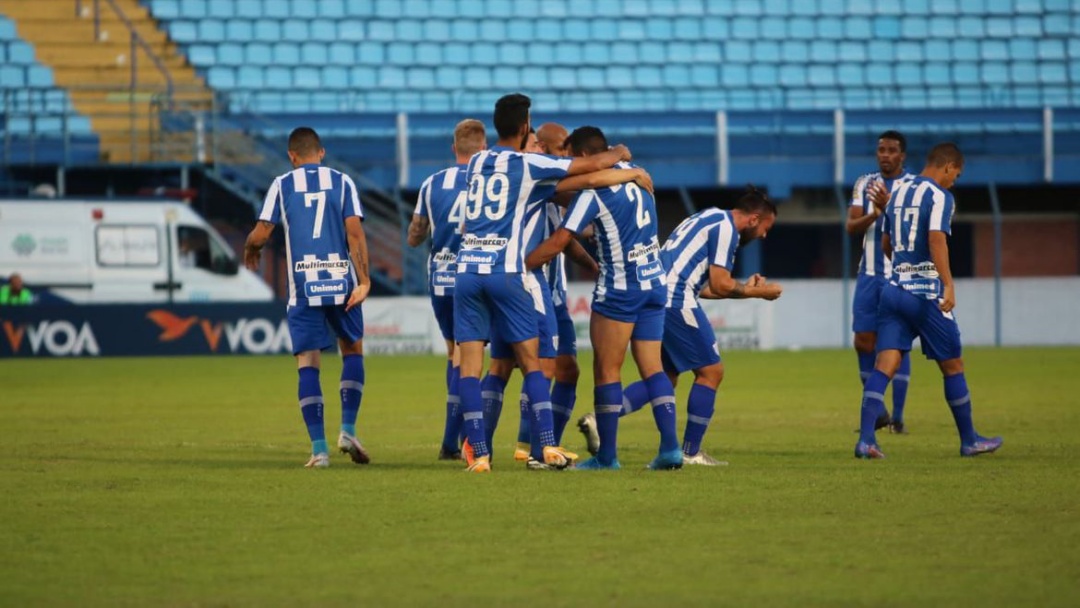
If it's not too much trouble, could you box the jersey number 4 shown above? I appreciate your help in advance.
[892,207,919,253]
[465,173,510,221]
[304,192,327,239]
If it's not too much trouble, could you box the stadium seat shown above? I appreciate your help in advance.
[356,42,385,65]
[273,43,299,65]
[235,0,261,18]
[760,17,786,40]
[690,64,719,87]
[26,65,53,88]
[781,41,809,61]
[779,65,807,87]
[807,64,836,87]
[339,20,366,41]
[550,67,577,89]
[198,18,225,41]
[1009,39,1037,61]
[434,66,462,88]
[387,42,415,66]
[328,42,355,66]
[236,66,263,89]
[837,63,865,87]
[152,0,180,19]
[7,41,34,64]
[789,18,815,39]
[646,18,673,40]
[207,66,234,88]
[639,41,665,65]
[301,42,329,65]
[980,62,1008,85]
[251,20,280,42]
[206,1,233,18]
[0,18,15,41]
[845,17,872,39]
[349,66,376,87]
[265,66,290,88]
[725,41,752,63]
[634,66,662,88]
[282,21,309,40]
[606,66,634,88]
[169,20,198,43]
[217,43,244,66]
[754,41,780,63]
[464,66,493,88]
[179,0,207,18]
[1039,62,1067,85]
[224,19,253,42]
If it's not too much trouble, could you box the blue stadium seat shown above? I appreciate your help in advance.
[217,43,244,66]
[1009,39,1036,61]
[751,64,778,87]
[252,20,280,42]
[26,65,53,87]
[1042,14,1070,37]
[328,42,355,65]
[1069,39,1080,60]
[265,66,290,88]
[0,19,16,40]
[180,0,206,18]
[375,0,404,17]
[349,66,376,87]
[760,17,785,39]
[639,41,665,64]
[668,42,694,63]
[473,42,500,66]
[952,39,978,61]
[761,0,787,15]
[609,42,638,65]
[310,20,336,40]
[873,17,900,38]
[619,19,646,40]
[867,40,895,61]
[925,63,952,85]
[673,17,701,40]
[984,0,1010,13]
[348,0,375,16]
[224,19,253,41]
[591,20,618,41]
[450,19,480,41]
[422,18,450,41]
[754,41,780,63]
[690,64,719,87]
[779,64,807,87]
[406,67,434,89]
[522,66,547,88]
[234,0,261,18]
[273,43,299,65]
[550,67,577,88]
[896,41,923,62]
[807,64,835,87]
[606,66,633,88]
[481,19,509,40]
[1014,17,1041,37]
[396,19,423,41]
[837,63,864,87]
[896,63,921,86]
[387,42,415,65]
[837,41,866,61]
[206,1,233,18]
[291,66,320,88]
[505,20,532,40]
[169,20,197,43]
[725,41,751,63]
[263,0,291,18]
[319,0,346,17]
[980,62,1008,85]
[733,0,762,16]
[646,18,673,40]
[435,66,461,88]
[634,66,662,88]
[1039,62,1067,85]
[789,17,815,39]
[845,17,871,39]
[292,2,318,18]
[282,20,308,40]
[152,0,180,19]
[782,41,809,61]
[720,64,750,87]
[702,17,727,38]
[985,17,1011,37]
[338,20,366,41]
[356,42,385,64]
[816,17,842,38]
[979,39,1007,61]
[491,66,519,89]
[413,42,440,66]
[463,66,492,88]
[810,41,837,63]
[730,17,759,39]
[301,42,329,65]
[693,42,721,62]
[956,16,984,37]
[929,18,956,38]
[443,42,469,65]
[662,64,691,87]
[7,41,34,64]
[207,66,234,88]
[236,66,262,89]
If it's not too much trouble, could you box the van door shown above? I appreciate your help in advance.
[92,223,167,302]
[171,224,242,302]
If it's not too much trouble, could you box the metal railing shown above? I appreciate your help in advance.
[76,0,174,97]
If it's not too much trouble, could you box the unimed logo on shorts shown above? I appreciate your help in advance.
[146,310,291,354]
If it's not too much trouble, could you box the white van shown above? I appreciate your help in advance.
[0,200,273,303]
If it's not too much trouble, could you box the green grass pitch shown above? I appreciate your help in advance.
[2,347,1078,607]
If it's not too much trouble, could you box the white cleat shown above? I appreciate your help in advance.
[304,453,330,468]
[337,432,371,464]
[577,413,600,456]
[682,451,729,466]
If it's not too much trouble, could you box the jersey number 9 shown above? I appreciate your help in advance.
[465,173,510,222]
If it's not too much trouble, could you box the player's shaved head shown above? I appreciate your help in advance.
[288,127,323,157]
[493,93,532,141]
[566,126,608,156]
[926,142,964,169]
[536,122,569,156]
[453,119,486,157]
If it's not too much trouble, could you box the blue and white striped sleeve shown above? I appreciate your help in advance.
[525,153,573,182]
[342,174,363,220]
[561,190,600,234]
[850,174,870,210]
[414,176,433,218]
[928,188,953,235]
[258,176,282,223]
[711,221,739,271]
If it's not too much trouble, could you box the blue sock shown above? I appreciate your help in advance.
[892,351,911,424]
[298,367,326,455]
[682,383,716,456]
[620,380,650,417]
[551,380,576,444]
[445,360,454,391]
[516,400,531,445]
[458,376,488,458]
[441,365,462,453]
[857,351,875,386]
[523,371,556,450]
[481,374,507,449]
[944,372,977,445]
[859,370,891,445]
[644,373,680,453]
[594,382,623,464]
[339,355,363,437]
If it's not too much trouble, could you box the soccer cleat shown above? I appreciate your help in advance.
[526,456,558,471]
[577,413,600,456]
[682,451,729,466]
[304,453,330,468]
[438,447,462,461]
[466,455,491,473]
[874,411,892,430]
[573,456,621,471]
[889,421,908,434]
[462,438,476,467]
[513,442,530,462]
[854,441,885,459]
[961,435,1003,457]
[337,432,370,464]
[647,449,684,470]
[542,445,578,469]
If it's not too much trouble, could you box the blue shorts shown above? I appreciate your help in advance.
[491,271,556,359]
[852,273,886,334]
[591,287,666,342]
[430,293,454,341]
[454,271,538,346]
[554,302,577,357]
[876,282,962,361]
[287,303,364,355]
[661,307,722,374]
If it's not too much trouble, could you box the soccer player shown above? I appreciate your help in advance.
[587,187,782,465]
[855,142,1003,459]
[848,131,916,433]
[244,127,371,468]
[455,94,633,473]
[527,126,680,471]
[407,118,486,461]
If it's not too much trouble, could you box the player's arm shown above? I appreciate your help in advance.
[881,232,893,260]
[706,266,782,300]
[929,231,955,313]
[526,228,575,270]
[243,221,274,271]
[564,237,599,275]
[345,216,371,310]
[555,167,654,194]
[407,214,430,247]
[846,178,889,235]
[564,144,632,176]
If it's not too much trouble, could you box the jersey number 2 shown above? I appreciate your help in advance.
[626,183,651,229]
[305,192,326,239]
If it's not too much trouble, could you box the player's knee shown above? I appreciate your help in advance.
[339,338,363,356]
[853,332,876,353]
[488,358,515,380]
[694,363,724,388]
[555,357,579,384]
[938,357,964,376]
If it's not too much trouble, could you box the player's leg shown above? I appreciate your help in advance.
[481,349,513,456]
[682,363,725,465]
[454,273,495,471]
[577,309,634,469]
[432,294,463,459]
[287,305,333,468]
[629,295,682,470]
[550,303,578,445]
[326,304,370,465]
[856,285,914,458]
[523,306,558,464]
[921,307,1002,457]
[890,351,912,433]
[853,275,890,429]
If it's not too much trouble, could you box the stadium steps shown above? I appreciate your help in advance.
[0,0,212,163]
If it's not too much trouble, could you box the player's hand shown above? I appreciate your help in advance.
[870,180,889,213]
[243,248,261,271]
[939,283,955,313]
[633,168,655,194]
[610,144,632,162]
[760,283,783,301]
[748,273,766,287]
[346,282,370,311]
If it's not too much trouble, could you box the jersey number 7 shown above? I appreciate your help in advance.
[892,207,919,252]
[305,192,326,239]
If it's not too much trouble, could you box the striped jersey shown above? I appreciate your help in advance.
[881,175,955,300]
[545,202,568,306]
[660,208,739,310]
[414,163,468,296]
[259,163,363,307]
[561,165,664,300]
[851,170,915,277]
[457,146,572,274]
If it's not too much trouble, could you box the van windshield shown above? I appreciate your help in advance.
[177,226,238,275]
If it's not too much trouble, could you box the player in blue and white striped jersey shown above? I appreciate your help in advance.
[847,131,917,434]
[455,94,633,472]
[407,118,487,462]
[608,187,781,466]
[855,143,1003,459]
[527,126,680,471]
[244,127,371,469]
